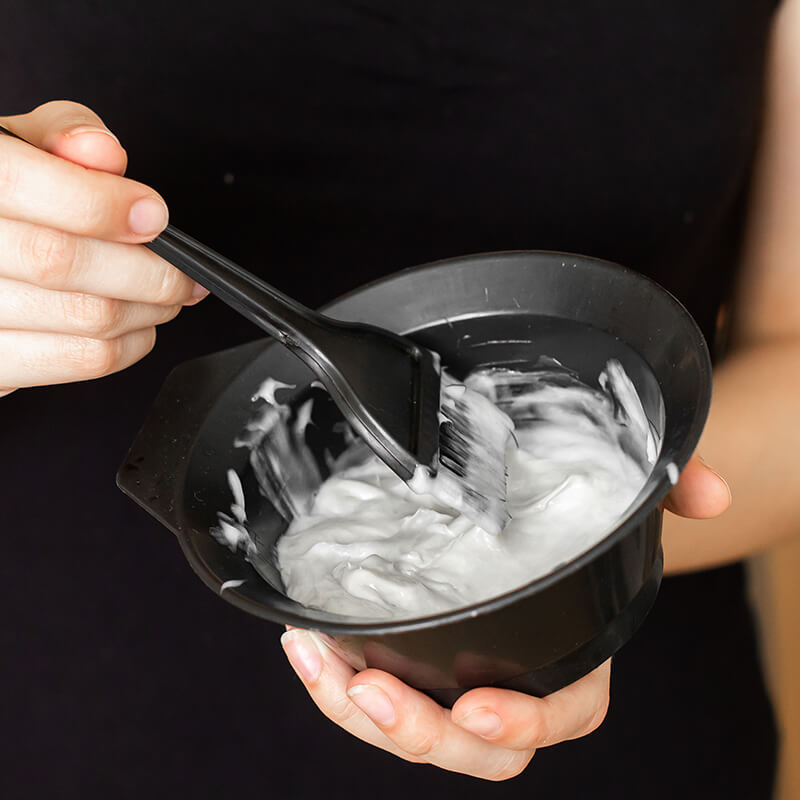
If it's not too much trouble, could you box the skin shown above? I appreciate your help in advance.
[277,454,727,782]
[661,0,800,573]
[0,102,207,397]
[1,0,797,780]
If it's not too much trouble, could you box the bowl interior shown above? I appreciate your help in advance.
[159,252,709,632]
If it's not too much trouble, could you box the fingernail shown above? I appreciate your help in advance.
[64,124,121,145]
[720,474,732,504]
[129,197,169,236]
[183,283,210,306]
[454,709,503,738]
[717,472,732,505]
[696,455,733,504]
[281,629,325,684]
[192,283,210,300]
[346,684,396,726]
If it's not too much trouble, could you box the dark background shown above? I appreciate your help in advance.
[1,2,778,796]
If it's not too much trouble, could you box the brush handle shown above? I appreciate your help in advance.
[146,225,334,350]
[149,227,433,475]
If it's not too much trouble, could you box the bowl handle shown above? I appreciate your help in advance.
[116,339,268,533]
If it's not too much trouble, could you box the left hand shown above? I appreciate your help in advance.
[281,455,730,780]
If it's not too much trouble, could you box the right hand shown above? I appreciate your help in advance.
[0,100,207,398]
[280,457,731,781]
[281,627,611,781]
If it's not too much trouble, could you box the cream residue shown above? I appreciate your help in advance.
[271,359,659,620]
[219,579,246,593]
[666,462,679,486]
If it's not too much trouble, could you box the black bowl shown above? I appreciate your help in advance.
[118,251,711,706]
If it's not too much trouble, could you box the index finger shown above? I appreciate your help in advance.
[0,129,168,243]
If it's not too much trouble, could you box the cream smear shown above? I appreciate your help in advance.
[215,358,659,620]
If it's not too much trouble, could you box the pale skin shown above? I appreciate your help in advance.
[662,0,800,573]
[1,0,797,781]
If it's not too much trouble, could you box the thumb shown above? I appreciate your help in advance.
[0,100,128,175]
[662,455,732,519]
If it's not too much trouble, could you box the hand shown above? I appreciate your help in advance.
[281,456,731,780]
[282,627,610,781]
[0,101,206,397]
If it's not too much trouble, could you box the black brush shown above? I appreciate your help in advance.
[431,377,513,533]
[145,226,510,533]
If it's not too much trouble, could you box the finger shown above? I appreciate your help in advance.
[451,659,611,751]
[346,670,533,780]
[0,218,206,304]
[1,100,128,175]
[662,455,731,519]
[0,327,157,388]
[0,119,167,243]
[280,629,418,762]
[0,277,181,339]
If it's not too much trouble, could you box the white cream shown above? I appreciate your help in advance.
[272,360,658,620]
[666,461,679,486]
[227,469,247,524]
[408,374,514,534]
[219,579,246,593]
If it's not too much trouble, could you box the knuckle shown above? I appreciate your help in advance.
[520,712,548,747]
[68,335,121,378]
[63,293,124,338]
[399,727,442,758]
[78,185,113,233]
[485,750,533,782]
[325,693,364,728]
[25,227,79,287]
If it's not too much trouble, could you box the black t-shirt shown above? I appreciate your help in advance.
[0,2,778,797]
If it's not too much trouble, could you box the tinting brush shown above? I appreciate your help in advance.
[145,225,510,533]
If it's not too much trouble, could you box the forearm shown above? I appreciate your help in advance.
[662,337,800,573]
[663,0,800,574]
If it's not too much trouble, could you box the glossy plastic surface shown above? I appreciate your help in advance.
[146,226,440,479]
[118,251,711,704]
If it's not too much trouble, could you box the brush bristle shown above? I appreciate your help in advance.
[436,377,513,534]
